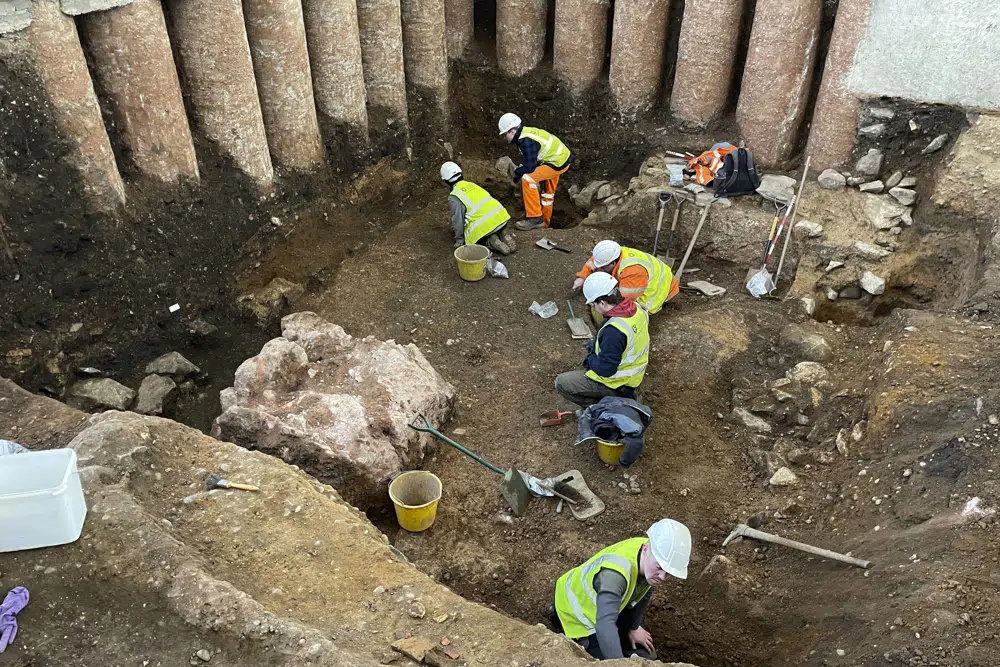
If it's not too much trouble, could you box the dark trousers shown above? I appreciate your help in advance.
[548,605,656,662]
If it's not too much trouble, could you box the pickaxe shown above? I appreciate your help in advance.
[723,523,870,569]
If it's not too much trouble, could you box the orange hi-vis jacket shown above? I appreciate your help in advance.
[686,145,736,186]
[576,247,679,313]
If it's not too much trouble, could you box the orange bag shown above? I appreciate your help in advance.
[686,145,737,186]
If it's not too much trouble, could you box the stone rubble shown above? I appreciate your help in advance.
[145,351,201,381]
[885,171,903,189]
[858,180,884,193]
[921,133,948,155]
[855,148,884,177]
[66,377,136,412]
[134,374,178,416]
[889,187,918,206]
[817,168,847,190]
[860,270,886,295]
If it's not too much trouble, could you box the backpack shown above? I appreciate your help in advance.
[713,147,761,197]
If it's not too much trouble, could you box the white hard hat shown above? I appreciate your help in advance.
[583,272,618,304]
[592,240,622,268]
[498,113,522,135]
[647,518,692,580]
[440,161,462,182]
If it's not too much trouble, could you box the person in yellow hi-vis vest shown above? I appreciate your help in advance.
[550,518,692,660]
[441,162,516,255]
[498,112,573,231]
[572,240,679,314]
[555,273,649,408]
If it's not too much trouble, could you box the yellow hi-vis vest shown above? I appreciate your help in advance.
[519,126,571,168]
[585,307,650,389]
[617,247,674,314]
[555,537,651,639]
[450,180,511,245]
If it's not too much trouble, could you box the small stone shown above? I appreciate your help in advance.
[44,566,57,574]
[69,322,83,333]
[825,261,845,273]
[889,187,917,206]
[730,407,772,433]
[801,297,816,316]
[898,176,917,188]
[452,428,467,435]
[794,221,824,238]
[855,148,884,176]
[909,119,920,132]
[851,422,866,441]
[858,180,884,193]
[817,169,847,190]
[847,176,865,187]
[392,637,436,663]
[836,649,846,657]
[836,430,849,456]
[145,351,200,381]
[779,323,832,362]
[196,649,212,662]
[786,361,830,386]
[769,467,799,487]
[990,414,999,425]
[858,123,886,138]
[864,195,908,229]
[869,107,895,120]
[408,601,426,619]
[921,133,948,155]
[66,378,136,412]
[839,285,862,300]
[901,208,913,226]
[595,183,617,200]
[885,171,903,188]
[825,287,838,301]
[853,241,891,261]
[756,174,797,203]
[495,156,515,176]
[860,271,886,295]
[270,216,282,227]
[134,374,178,416]
[902,468,912,478]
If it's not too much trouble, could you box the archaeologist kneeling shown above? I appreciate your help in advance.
[552,518,692,660]
[555,273,649,408]
[573,240,678,314]
[441,161,516,255]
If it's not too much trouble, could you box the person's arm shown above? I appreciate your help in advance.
[575,257,598,280]
[584,325,626,377]
[593,570,628,660]
[449,195,466,245]
[617,265,650,302]
[512,138,540,182]
[619,587,651,630]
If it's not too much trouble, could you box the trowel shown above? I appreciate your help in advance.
[535,238,571,253]
[565,301,592,340]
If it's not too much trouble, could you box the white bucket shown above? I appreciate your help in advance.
[0,448,87,553]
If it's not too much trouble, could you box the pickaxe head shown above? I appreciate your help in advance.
[722,523,749,547]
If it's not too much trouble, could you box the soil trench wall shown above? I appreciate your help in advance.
[609,0,670,115]
[243,0,326,172]
[26,0,125,211]
[80,0,199,184]
[553,0,608,95]
[302,0,369,142]
[167,0,274,188]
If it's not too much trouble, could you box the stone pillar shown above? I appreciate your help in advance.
[400,0,449,109]
[27,0,125,211]
[168,0,273,188]
[609,0,669,115]
[302,0,369,141]
[496,0,547,78]
[806,0,875,171]
[356,0,409,129]
[80,0,199,184]
[736,0,822,168]
[243,0,325,171]
[553,0,608,95]
[445,0,473,60]
[670,0,742,127]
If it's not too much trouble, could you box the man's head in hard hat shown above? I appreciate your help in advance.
[583,272,622,316]
[440,160,462,187]
[498,112,522,143]
[572,240,621,291]
[644,518,691,583]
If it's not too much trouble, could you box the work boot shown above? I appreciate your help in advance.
[485,234,512,256]
[501,229,517,253]
[515,217,544,231]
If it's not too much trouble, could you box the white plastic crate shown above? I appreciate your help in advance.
[0,448,87,553]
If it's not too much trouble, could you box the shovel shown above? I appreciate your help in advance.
[535,237,571,253]
[565,301,592,340]
[408,414,534,516]
[745,195,797,298]
[652,192,685,270]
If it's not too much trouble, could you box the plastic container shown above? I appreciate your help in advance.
[0,448,87,553]
[389,471,442,532]
[454,244,490,282]
[596,439,625,465]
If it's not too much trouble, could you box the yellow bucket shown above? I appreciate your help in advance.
[454,244,490,282]
[389,471,442,532]
[596,439,625,465]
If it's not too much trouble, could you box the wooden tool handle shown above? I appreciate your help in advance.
[741,526,870,569]
[227,482,259,492]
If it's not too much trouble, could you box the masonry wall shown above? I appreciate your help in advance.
[849,0,1000,110]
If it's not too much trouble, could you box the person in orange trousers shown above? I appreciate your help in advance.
[498,113,573,230]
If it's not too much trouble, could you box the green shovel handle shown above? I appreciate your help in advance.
[408,414,505,475]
